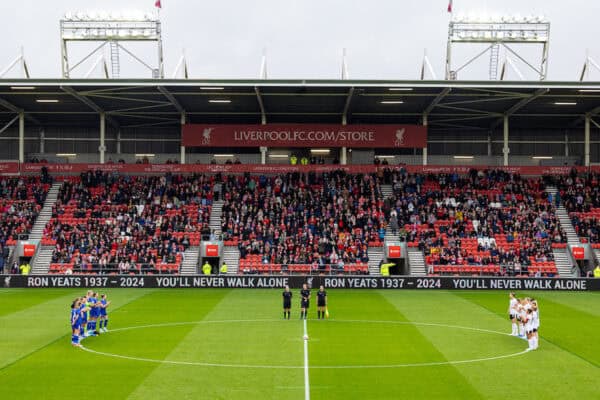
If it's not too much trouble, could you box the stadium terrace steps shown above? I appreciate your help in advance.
[546,186,580,245]
[31,245,54,275]
[210,200,224,235]
[180,246,200,275]
[367,246,384,275]
[408,248,427,276]
[223,246,240,274]
[594,249,600,267]
[5,246,14,273]
[556,206,581,245]
[29,182,62,241]
[380,184,393,200]
[552,248,578,277]
[385,229,400,242]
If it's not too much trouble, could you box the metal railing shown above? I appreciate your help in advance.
[237,263,370,276]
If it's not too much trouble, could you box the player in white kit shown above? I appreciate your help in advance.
[524,307,536,351]
[508,292,519,336]
[531,299,540,350]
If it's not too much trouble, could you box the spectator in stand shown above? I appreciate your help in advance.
[383,169,565,274]
[221,171,383,269]
[44,172,212,274]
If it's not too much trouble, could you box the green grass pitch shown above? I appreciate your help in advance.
[0,289,598,399]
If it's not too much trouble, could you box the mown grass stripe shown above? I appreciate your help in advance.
[309,290,484,400]
[0,289,155,373]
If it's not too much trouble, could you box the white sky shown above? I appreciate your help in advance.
[1,0,599,80]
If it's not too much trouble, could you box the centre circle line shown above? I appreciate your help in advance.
[78,319,530,369]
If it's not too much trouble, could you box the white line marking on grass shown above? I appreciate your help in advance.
[303,318,310,400]
[78,319,530,369]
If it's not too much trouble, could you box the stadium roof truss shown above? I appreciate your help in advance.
[0,79,600,131]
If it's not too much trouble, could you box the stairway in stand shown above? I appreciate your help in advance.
[408,248,427,276]
[31,246,55,275]
[546,186,580,246]
[30,182,62,241]
[30,182,62,275]
[380,184,393,201]
[367,246,384,275]
[223,246,240,274]
[179,246,200,275]
[546,186,580,277]
[552,248,578,277]
[210,200,224,236]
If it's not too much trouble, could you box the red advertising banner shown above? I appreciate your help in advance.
[181,124,428,148]
[19,163,600,176]
[0,162,20,175]
[388,245,402,258]
[571,247,585,260]
[205,244,219,257]
[23,244,36,257]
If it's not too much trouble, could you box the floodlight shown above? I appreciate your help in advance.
[446,11,550,80]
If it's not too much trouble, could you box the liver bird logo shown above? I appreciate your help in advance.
[202,127,214,145]
[394,128,406,146]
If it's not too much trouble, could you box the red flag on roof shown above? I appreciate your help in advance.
[447,0,453,13]
[155,0,162,9]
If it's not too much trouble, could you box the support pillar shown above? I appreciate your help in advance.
[585,114,590,167]
[422,113,428,165]
[116,130,121,155]
[39,128,45,155]
[18,112,24,163]
[502,115,509,166]
[340,147,347,165]
[99,112,106,164]
[180,112,186,164]
[260,147,267,164]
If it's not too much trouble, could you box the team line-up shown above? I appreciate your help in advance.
[70,291,110,347]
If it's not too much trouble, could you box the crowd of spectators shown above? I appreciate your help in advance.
[0,177,47,248]
[221,171,384,270]
[44,171,214,274]
[554,172,600,243]
[383,169,565,272]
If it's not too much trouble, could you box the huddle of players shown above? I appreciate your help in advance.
[508,292,540,351]
[70,291,110,347]
[282,284,327,320]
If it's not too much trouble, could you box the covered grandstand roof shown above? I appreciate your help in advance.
[1,79,600,130]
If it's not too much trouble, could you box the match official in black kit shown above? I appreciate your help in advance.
[316,285,327,319]
[282,285,292,319]
[300,283,310,319]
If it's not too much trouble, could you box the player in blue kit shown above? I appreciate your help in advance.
[70,299,82,346]
[79,295,89,338]
[77,297,90,342]
[98,294,110,333]
[87,292,99,336]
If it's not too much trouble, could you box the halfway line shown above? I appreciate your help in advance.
[303,318,310,400]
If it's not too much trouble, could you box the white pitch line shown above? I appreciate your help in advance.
[303,318,310,400]
[78,319,531,369]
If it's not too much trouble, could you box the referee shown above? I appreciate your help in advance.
[316,285,327,319]
[300,283,310,320]
[282,285,292,319]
